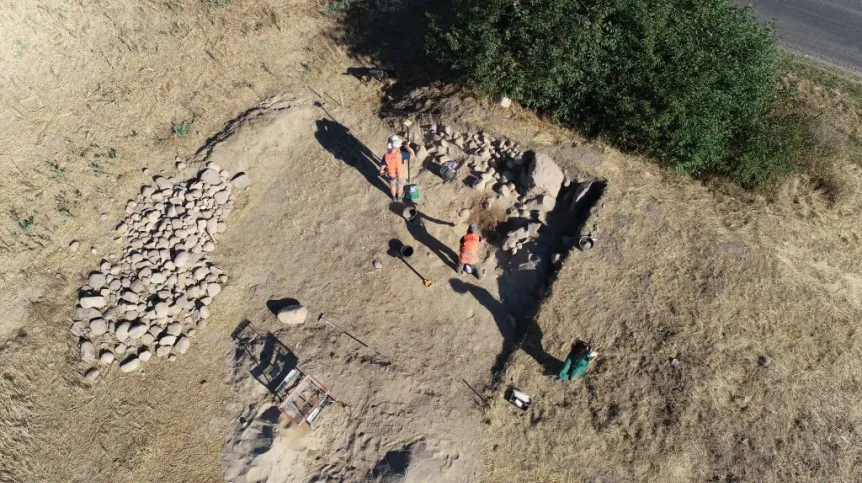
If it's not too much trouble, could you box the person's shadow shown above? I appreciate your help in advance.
[314,118,389,197]
[390,204,459,269]
[449,278,561,378]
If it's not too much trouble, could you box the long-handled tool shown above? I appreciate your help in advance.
[318,314,388,359]
[397,244,433,287]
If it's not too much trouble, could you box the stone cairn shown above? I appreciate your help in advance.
[71,163,252,380]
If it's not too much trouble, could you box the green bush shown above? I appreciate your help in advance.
[428,0,809,185]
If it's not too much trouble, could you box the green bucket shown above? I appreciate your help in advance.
[405,184,420,202]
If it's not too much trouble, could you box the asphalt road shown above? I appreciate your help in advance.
[737,0,862,72]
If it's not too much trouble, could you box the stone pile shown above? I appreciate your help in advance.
[417,124,570,255]
[71,163,251,379]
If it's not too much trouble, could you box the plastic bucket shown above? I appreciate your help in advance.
[402,206,417,222]
[405,184,420,202]
[400,245,415,259]
[440,164,456,181]
[578,236,595,251]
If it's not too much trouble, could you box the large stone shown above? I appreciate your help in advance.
[199,169,220,185]
[100,351,115,364]
[128,323,149,339]
[80,295,107,309]
[154,302,170,318]
[159,335,177,346]
[231,172,251,190]
[119,357,141,372]
[156,345,172,358]
[89,318,108,336]
[166,322,182,336]
[192,266,209,281]
[115,322,131,341]
[206,283,221,297]
[75,307,102,321]
[80,341,96,361]
[153,175,173,190]
[213,190,230,205]
[277,305,308,325]
[173,251,189,268]
[174,336,190,354]
[84,368,100,381]
[88,272,107,290]
[523,152,564,202]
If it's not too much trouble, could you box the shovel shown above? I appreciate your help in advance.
[397,244,433,287]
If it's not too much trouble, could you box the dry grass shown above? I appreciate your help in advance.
[477,59,862,482]
[0,0,329,336]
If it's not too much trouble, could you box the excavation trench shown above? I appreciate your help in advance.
[203,100,608,481]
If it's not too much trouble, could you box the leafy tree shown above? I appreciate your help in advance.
[429,0,805,185]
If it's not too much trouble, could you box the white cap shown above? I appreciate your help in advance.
[388,135,403,148]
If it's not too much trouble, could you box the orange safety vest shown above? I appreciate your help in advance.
[459,232,481,264]
[383,150,407,179]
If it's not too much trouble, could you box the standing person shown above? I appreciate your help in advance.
[557,340,598,381]
[457,223,484,279]
[379,135,414,202]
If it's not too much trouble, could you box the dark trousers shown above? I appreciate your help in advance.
[456,262,484,279]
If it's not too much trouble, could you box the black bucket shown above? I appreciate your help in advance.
[400,245,415,259]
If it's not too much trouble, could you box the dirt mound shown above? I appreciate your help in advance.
[221,402,312,483]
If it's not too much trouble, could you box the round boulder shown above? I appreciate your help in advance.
[277,305,308,325]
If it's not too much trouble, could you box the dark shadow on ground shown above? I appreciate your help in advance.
[448,176,607,379]
[266,297,299,316]
[231,319,299,394]
[370,443,414,479]
[450,278,561,377]
[337,0,450,116]
[389,203,459,269]
[386,237,437,284]
[314,118,389,197]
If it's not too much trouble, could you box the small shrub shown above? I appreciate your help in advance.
[92,161,103,177]
[323,0,350,17]
[13,215,34,232]
[48,162,66,180]
[204,0,230,5]
[172,119,193,138]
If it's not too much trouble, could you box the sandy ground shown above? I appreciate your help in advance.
[2,0,862,482]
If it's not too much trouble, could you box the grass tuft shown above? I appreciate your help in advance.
[13,215,34,232]
[172,119,193,138]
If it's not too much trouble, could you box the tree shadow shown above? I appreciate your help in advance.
[337,0,449,116]
[314,118,389,197]
[389,204,459,269]
[231,319,299,394]
[449,278,561,378]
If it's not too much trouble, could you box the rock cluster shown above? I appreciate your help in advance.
[416,124,570,255]
[71,163,250,378]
